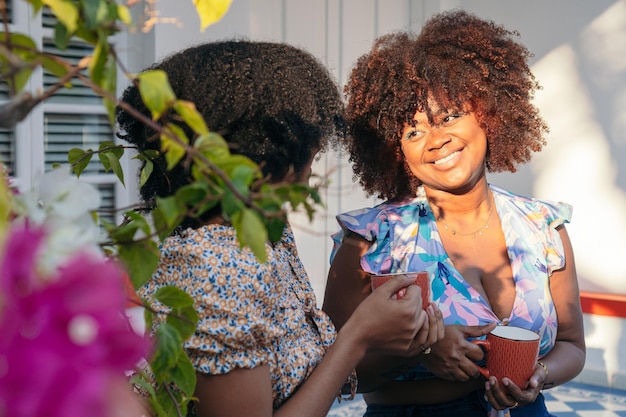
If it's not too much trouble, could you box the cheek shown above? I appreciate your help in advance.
[399,145,423,178]
[400,142,421,166]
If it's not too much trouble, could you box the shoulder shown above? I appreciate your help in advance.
[491,185,573,227]
[148,225,277,297]
[335,198,422,240]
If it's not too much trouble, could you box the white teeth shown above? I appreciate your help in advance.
[433,151,459,165]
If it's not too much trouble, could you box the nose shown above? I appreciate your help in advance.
[426,126,451,150]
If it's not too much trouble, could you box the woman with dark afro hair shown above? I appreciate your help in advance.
[324,10,585,417]
[117,40,443,417]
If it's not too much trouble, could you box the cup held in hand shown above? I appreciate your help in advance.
[472,325,540,388]
[370,271,430,309]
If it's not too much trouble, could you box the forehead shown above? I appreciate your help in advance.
[413,95,472,121]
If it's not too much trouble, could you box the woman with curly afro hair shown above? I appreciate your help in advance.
[117,40,443,417]
[324,10,585,417]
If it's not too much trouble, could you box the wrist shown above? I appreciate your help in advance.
[336,320,369,359]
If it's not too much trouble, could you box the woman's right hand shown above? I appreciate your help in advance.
[420,323,496,381]
[343,274,443,357]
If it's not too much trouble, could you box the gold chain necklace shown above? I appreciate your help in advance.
[440,193,494,238]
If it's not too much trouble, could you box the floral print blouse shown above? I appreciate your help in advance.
[330,184,572,380]
[140,223,342,410]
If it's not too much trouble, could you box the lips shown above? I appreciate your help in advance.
[433,150,460,165]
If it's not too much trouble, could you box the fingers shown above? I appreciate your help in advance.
[463,321,497,337]
[527,363,547,389]
[400,282,424,310]
[376,273,415,296]
[486,376,540,410]
[485,377,516,410]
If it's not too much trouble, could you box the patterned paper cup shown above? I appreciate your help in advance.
[472,325,540,388]
[370,271,430,309]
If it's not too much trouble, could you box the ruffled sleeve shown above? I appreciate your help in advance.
[494,185,573,276]
[146,226,284,375]
[331,200,422,274]
[536,199,573,276]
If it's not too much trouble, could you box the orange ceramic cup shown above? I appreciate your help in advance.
[370,271,430,309]
[472,325,540,388]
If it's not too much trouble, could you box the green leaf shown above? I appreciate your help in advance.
[98,141,123,161]
[155,384,185,417]
[89,39,109,86]
[266,217,287,243]
[154,286,198,341]
[151,323,182,382]
[100,152,126,187]
[118,240,160,290]
[173,100,209,136]
[193,0,233,31]
[176,183,210,207]
[44,0,79,34]
[215,154,258,178]
[68,148,92,177]
[231,164,257,188]
[0,32,37,51]
[101,53,118,125]
[220,188,243,221]
[53,21,70,50]
[79,0,105,30]
[288,188,307,208]
[25,0,44,14]
[130,373,157,398]
[194,131,228,152]
[161,124,188,171]
[154,195,183,229]
[40,54,70,78]
[134,151,157,188]
[169,353,197,396]
[152,209,180,242]
[231,208,268,262]
[167,305,199,344]
[137,70,176,120]
[139,159,154,188]
[116,4,132,25]
[99,149,125,186]
[143,307,154,335]
[0,33,37,93]
[0,171,13,237]
[154,286,194,309]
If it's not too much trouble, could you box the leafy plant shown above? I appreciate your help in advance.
[0,0,325,415]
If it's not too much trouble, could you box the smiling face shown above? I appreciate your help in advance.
[400,104,488,194]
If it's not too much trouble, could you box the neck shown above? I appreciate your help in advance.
[425,183,494,237]
[425,182,491,218]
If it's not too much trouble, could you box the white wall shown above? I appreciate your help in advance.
[127,0,626,390]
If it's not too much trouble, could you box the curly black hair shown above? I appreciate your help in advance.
[344,10,548,200]
[116,40,345,228]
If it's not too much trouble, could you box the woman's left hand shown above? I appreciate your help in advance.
[484,363,548,410]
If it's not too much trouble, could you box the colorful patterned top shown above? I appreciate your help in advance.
[330,184,572,380]
[140,224,342,410]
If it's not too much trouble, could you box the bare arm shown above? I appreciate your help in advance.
[323,232,444,393]
[536,225,586,387]
[486,225,586,409]
[193,259,431,416]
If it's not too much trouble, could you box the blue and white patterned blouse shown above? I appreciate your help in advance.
[140,224,342,410]
[331,184,572,376]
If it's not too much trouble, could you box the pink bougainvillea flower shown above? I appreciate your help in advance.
[0,224,152,417]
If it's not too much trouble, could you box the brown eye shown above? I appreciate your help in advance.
[443,113,464,124]
[403,129,425,143]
